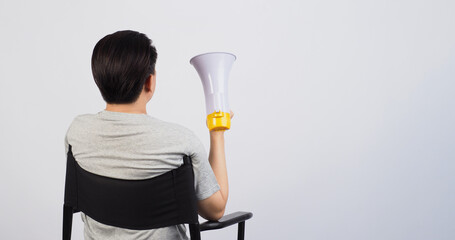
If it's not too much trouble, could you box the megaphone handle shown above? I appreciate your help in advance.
[207,111,231,131]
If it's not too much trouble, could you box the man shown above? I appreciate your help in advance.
[65,30,229,239]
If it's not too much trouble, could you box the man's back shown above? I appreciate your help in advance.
[65,110,220,240]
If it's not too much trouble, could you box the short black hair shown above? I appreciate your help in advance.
[91,30,157,104]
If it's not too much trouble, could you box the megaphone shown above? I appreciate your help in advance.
[190,52,236,131]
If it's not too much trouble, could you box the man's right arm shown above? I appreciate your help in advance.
[198,130,229,221]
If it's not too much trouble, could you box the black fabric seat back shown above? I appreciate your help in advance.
[64,145,199,230]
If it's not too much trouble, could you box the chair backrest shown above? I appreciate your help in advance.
[63,145,201,239]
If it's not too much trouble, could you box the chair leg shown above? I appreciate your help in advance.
[237,221,245,240]
[189,223,201,240]
[63,205,73,240]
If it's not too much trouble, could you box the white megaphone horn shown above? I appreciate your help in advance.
[190,52,236,131]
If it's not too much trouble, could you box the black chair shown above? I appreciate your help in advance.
[63,145,252,240]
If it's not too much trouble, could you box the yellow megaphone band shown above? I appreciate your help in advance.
[207,111,231,131]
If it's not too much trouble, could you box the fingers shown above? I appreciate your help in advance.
[229,110,234,119]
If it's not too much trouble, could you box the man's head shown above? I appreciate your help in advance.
[91,30,157,104]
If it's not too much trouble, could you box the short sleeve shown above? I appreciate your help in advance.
[186,133,220,200]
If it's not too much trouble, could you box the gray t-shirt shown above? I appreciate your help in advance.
[65,110,220,240]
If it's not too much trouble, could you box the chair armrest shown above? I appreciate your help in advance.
[199,211,253,231]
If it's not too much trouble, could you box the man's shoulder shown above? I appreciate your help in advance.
[66,111,198,140]
[152,118,196,137]
[66,113,99,137]
[67,113,99,129]
[73,113,97,122]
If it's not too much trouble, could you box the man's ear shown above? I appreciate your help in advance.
[144,73,156,92]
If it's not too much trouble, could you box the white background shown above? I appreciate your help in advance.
[1,0,454,239]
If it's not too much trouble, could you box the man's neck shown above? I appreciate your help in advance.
[105,103,147,114]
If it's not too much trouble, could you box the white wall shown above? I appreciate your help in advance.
[1,0,454,239]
